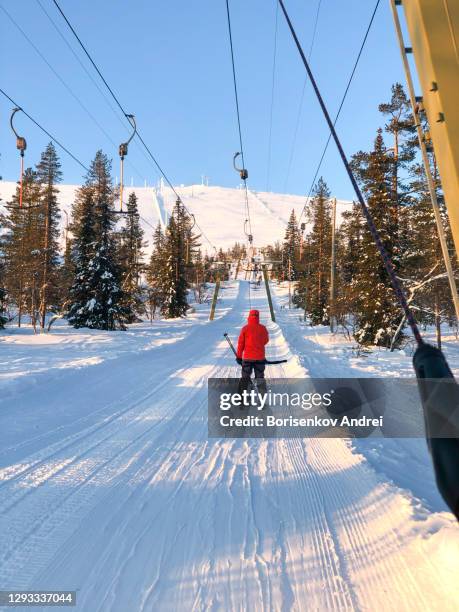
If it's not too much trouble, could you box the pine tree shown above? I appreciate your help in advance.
[160,200,190,318]
[282,210,300,281]
[378,83,416,218]
[146,222,166,319]
[66,189,96,328]
[334,202,364,330]
[350,129,403,347]
[67,151,129,330]
[118,192,145,322]
[36,142,62,328]
[2,168,42,327]
[0,242,7,328]
[300,178,332,324]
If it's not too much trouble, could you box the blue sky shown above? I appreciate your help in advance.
[1,0,408,200]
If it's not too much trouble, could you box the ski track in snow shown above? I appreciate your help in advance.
[0,281,458,611]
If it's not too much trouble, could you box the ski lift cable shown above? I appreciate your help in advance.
[0,88,89,172]
[225,0,253,243]
[0,89,155,232]
[49,0,179,197]
[266,0,279,192]
[299,0,381,224]
[34,0,149,184]
[49,0,217,252]
[0,5,125,156]
[277,0,423,346]
[283,0,323,194]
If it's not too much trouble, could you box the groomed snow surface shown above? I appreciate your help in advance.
[1,280,458,611]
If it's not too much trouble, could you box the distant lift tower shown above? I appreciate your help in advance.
[395,1,459,257]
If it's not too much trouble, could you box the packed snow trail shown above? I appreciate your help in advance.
[0,280,458,611]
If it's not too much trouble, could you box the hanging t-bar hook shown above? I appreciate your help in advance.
[10,107,27,208]
[244,218,253,244]
[10,107,26,155]
[118,114,137,213]
[233,151,248,180]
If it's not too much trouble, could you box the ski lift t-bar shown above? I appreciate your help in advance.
[223,333,287,364]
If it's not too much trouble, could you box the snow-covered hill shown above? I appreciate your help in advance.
[0,181,352,253]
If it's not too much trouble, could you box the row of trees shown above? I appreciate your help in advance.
[273,83,456,349]
[0,146,219,331]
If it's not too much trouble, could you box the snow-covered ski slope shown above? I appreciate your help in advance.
[0,181,352,252]
[1,281,458,611]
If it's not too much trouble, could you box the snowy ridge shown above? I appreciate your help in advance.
[0,181,352,253]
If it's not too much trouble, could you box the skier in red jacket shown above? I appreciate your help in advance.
[236,309,269,393]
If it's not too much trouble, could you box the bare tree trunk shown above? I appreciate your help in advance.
[40,196,50,330]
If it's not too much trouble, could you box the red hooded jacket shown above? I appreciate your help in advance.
[236,310,269,361]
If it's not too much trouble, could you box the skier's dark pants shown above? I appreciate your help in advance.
[238,360,267,395]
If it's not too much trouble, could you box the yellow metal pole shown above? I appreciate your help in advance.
[209,276,220,321]
[262,264,276,322]
[401,0,459,257]
[391,0,459,323]
[119,157,124,212]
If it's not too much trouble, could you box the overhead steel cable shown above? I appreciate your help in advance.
[225,0,253,243]
[277,0,423,346]
[0,88,88,172]
[0,89,162,234]
[0,4,123,154]
[49,0,216,251]
[299,0,381,223]
[283,0,322,193]
[266,0,279,192]
[34,0,151,185]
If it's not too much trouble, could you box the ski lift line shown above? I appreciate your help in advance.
[49,2,183,205]
[266,0,279,193]
[225,0,246,171]
[48,0,217,249]
[277,0,423,346]
[298,0,381,224]
[225,0,253,242]
[0,5,124,154]
[1,94,168,233]
[34,0,123,129]
[283,0,323,193]
[0,88,89,172]
[34,0,150,185]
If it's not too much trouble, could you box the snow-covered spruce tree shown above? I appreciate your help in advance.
[334,202,364,330]
[299,178,332,325]
[66,188,96,328]
[118,192,145,323]
[67,151,130,330]
[400,162,455,347]
[36,142,62,329]
[1,168,42,327]
[282,209,301,282]
[146,222,166,320]
[160,200,190,318]
[350,129,403,348]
